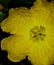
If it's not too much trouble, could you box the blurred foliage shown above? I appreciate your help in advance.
[0,0,35,22]
[0,0,35,7]
[0,0,10,7]
[0,11,3,22]
[0,8,9,22]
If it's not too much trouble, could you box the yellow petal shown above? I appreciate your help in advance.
[1,8,32,34]
[28,43,54,65]
[1,35,30,62]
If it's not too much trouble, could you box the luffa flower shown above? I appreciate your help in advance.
[1,0,54,65]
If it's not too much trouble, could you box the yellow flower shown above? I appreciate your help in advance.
[1,0,54,65]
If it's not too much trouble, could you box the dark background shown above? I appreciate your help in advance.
[0,0,54,65]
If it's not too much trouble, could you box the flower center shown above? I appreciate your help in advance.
[30,26,46,42]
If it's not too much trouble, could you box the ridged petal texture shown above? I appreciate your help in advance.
[1,0,54,65]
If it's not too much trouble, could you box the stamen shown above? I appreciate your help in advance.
[30,26,46,42]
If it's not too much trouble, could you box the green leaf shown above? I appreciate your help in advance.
[0,11,3,22]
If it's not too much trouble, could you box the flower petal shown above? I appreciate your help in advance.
[1,34,30,62]
[28,40,54,65]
